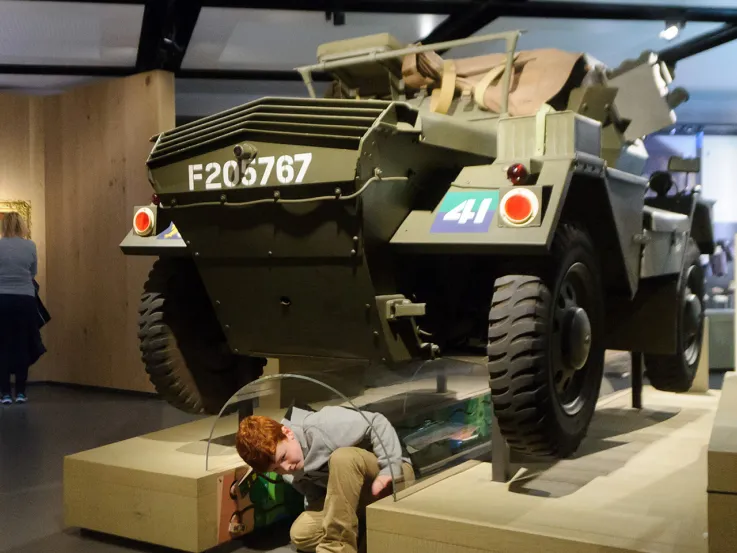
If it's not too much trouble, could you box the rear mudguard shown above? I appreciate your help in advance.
[119,205,188,256]
[391,153,646,299]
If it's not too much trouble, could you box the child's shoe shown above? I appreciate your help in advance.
[1,395,12,405]
[15,393,27,404]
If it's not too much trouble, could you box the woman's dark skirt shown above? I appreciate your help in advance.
[0,294,46,370]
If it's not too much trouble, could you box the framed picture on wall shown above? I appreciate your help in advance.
[0,200,31,238]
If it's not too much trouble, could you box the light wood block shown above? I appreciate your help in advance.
[707,372,737,553]
[708,493,737,553]
[708,372,737,494]
[368,386,719,553]
[64,414,244,552]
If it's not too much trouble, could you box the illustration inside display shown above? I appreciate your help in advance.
[395,394,492,477]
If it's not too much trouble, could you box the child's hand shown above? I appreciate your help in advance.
[371,475,393,496]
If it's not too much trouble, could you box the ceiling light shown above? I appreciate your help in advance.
[660,21,684,41]
[419,15,439,39]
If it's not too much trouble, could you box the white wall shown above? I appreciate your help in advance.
[702,136,737,224]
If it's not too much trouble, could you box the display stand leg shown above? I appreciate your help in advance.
[631,351,643,409]
[238,394,254,422]
[491,416,513,483]
[436,370,447,394]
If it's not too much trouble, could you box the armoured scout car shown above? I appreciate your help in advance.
[121,31,714,458]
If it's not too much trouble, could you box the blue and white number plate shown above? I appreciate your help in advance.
[430,190,500,233]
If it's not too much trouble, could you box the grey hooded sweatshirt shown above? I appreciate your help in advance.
[281,406,408,507]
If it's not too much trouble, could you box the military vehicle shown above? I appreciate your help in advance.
[121,30,714,458]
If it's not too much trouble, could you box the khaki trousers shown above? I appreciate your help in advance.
[289,447,414,553]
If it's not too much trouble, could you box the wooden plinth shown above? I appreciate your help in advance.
[368,385,720,553]
[707,372,737,553]
[63,414,243,553]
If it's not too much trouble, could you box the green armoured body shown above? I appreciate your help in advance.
[121,31,714,457]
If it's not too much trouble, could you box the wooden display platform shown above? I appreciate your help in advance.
[367,385,720,553]
[707,372,737,553]
[63,350,716,553]
[64,413,244,553]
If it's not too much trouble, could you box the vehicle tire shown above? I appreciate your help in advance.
[138,257,264,415]
[643,240,705,392]
[487,224,605,457]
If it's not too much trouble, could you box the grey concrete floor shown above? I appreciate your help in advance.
[0,385,295,553]
[0,369,731,553]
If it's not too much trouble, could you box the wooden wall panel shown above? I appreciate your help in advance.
[43,71,175,391]
[0,94,50,377]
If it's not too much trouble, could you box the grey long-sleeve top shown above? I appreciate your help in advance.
[0,237,37,296]
[282,406,409,507]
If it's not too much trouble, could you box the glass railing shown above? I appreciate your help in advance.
[204,355,493,507]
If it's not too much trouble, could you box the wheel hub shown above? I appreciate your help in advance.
[683,292,702,343]
[552,262,597,416]
[561,306,592,371]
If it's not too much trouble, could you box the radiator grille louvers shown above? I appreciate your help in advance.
[147,97,391,168]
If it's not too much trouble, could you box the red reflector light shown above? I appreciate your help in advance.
[500,189,538,226]
[506,163,529,185]
[133,207,154,236]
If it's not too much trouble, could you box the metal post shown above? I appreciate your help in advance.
[238,400,253,423]
[631,351,643,409]
[500,32,520,116]
[436,370,447,393]
[491,416,512,483]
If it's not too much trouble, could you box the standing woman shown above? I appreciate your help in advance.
[0,212,42,404]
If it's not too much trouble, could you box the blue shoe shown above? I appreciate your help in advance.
[15,394,27,404]
[1,395,11,405]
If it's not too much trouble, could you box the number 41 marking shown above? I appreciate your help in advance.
[443,198,493,225]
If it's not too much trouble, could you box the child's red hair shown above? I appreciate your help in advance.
[235,415,285,473]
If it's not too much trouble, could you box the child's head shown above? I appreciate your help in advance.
[235,415,305,475]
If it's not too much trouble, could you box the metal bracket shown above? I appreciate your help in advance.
[385,297,426,321]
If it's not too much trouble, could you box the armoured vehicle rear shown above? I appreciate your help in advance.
[121,31,714,457]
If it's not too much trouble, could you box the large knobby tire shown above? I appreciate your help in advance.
[644,240,705,392]
[138,258,263,415]
[488,224,605,457]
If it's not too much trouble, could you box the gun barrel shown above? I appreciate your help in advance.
[659,23,737,66]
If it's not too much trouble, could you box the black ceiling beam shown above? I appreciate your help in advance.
[0,64,330,82]
[198,0,737,23]
[135,0,202,72]
[659,24,737,66]
[21,0,146,3]
[199,0,467,13]
[504,2,737,23]
[420,0,527,51]
[176,69,332,81]
[25,0,737,22]
[0,64,135,77]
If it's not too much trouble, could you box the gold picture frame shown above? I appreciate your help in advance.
[0,200,32,238]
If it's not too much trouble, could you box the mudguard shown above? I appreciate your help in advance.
[119,205,188,256]
[391,111,647,300]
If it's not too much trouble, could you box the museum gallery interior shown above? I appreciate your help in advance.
[1,1,737,553]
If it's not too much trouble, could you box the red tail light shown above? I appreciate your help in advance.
[500,189,538,226]
[133,207,155,236]
[506,163,529,185]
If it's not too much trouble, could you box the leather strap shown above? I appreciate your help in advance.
[473,54,520,112]
[430,60,456,114]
